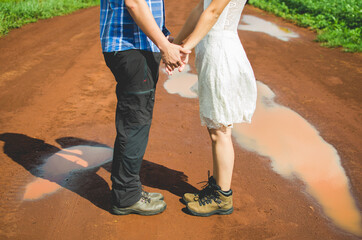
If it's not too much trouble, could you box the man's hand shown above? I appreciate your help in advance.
[164,50,190,75]
[124,0,187,72]
[160,42,191,71]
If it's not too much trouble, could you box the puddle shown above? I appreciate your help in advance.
[163,66,362,236]
[23,145,113,200]
[238,15,299,41]
[233,82,362,236]
[163,65,198,98]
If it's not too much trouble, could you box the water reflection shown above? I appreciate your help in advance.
[163,65,198,99]
[233,82,362,236]
[238,15,299,41]
[163,67,362,236]
[24,145,113,200]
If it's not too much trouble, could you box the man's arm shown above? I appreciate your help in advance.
[125,0,190,69]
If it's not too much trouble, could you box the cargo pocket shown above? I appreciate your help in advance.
[118,89,155,127]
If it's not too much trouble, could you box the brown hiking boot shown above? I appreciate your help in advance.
[187,189,233,217]
[183,192,199,203]
[183,174,216,203]
[111,196,166,216]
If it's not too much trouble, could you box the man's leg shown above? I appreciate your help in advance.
[104,50,161,208]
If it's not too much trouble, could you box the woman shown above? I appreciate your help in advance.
[171,0,257,216]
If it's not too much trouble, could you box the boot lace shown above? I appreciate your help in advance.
[140,196,151,203]
[198,192,221,206]
[197,171,214,199]
[141,189,150,198]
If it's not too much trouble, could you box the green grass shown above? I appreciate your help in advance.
[0,0,99,36]
[1,0,361,52]
[248,0,362,52]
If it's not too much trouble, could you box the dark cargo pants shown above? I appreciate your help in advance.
[103,50,161,208]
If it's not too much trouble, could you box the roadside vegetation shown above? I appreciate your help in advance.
[248,0,361,52]
[1,0,360,52]
[0,0,99,36]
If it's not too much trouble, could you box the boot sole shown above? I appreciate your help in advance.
[182,196,193,204]
[187,207,234,217]
[111,204,167,216]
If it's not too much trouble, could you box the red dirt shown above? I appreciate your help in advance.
[0,2,361,240]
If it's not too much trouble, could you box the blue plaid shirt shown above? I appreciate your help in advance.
[100,0,170,53]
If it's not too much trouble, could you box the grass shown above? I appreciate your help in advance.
[0,0,99,36]
[1,0,360,52]
[248,0,362,52]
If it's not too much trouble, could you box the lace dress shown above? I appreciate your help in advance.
[195,0,257,129]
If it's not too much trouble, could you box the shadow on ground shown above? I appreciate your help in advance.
[0,133,198,211]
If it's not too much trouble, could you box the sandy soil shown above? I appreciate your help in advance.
[0,2,361,240]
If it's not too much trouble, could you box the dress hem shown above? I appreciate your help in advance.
[200,114,253,129]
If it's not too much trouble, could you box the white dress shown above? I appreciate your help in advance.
[195,0,257,129]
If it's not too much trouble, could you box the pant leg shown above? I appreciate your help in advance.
[103,50,161,207]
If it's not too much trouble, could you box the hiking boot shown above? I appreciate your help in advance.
[183,174,216,203]
[111,196,166,216]
[142,189,164,201]
[187,189,233,217]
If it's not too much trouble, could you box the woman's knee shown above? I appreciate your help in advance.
[208,127,232,143]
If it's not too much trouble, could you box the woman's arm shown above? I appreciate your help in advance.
[173,0,204,45]
[183,0,231,50]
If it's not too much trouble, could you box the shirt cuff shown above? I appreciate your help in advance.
[162,26,171,37]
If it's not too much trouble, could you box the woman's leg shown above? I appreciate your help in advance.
[208,126,234,191]
[186,126,235,216]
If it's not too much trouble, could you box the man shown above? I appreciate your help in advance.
[100,0,190,215]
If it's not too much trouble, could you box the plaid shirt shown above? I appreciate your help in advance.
[100,0,170,53]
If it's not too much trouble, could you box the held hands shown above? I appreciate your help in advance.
[164,50,189,75]
[178,52,189,72]
[162,36,191,75]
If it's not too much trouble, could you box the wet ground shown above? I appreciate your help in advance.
[0,2,361,240]
[165,70,362,235]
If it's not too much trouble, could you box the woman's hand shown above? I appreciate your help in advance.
[160,41,191,71]
[165,46,191,75]
[178,49,190,72]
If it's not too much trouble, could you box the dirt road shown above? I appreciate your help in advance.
[0,2,361,240]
